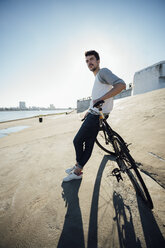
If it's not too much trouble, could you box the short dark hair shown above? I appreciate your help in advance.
[85,50,100,60]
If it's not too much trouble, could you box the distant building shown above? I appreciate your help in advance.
[133,61,165,95]
[77,97,91,113]
[50,104,55,110]
[19,101,26,110]
[31,106,40,110]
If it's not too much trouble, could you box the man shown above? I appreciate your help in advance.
[63,50,126,182]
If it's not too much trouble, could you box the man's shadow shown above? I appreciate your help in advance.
[57,180,85,248]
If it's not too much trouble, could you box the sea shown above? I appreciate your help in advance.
[0,109,71,123]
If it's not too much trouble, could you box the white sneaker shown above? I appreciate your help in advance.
[65,165,76,174]
[63,171,83,182]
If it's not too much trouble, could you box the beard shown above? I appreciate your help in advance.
[89,65,97,72]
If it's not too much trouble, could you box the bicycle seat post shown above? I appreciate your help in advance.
[93,100,105,120]
[99,106,105,120]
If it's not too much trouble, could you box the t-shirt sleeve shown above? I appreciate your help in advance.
[98,68,126,86]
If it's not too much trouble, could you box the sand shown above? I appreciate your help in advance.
[0,88,165,247]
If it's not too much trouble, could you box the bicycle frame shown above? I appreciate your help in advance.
[98,106,126,147]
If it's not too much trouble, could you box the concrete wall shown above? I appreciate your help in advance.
[114,88,132,100]
[77,98,91,113]
[133,61,165,95]
[159,63,165,85]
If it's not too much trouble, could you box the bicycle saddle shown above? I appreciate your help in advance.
[93,100,105,108]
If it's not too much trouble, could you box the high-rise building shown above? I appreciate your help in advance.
[19,101,26,109]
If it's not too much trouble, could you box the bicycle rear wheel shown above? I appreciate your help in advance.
[112,137,153,209]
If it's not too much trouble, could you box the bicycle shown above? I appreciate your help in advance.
[93,100,153,209]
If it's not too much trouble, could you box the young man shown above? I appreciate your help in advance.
[63,50,126,182]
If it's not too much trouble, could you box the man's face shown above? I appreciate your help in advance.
[85,55,100,72]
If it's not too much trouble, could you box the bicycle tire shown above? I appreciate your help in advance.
[95,125,121,156]
[112,137,153,209]
[95,137,115,155]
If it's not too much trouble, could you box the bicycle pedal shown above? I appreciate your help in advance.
[112,168,123,182]
[112,168,120,175]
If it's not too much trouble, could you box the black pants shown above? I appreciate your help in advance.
[73,113,100,169]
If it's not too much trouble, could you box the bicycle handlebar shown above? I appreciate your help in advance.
[93,100,105,108]
[81,100,105,122]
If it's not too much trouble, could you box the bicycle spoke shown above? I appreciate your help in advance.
[96,128,115,155]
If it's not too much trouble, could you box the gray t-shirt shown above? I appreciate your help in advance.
[98,68,125,85]
[89,68,125,114]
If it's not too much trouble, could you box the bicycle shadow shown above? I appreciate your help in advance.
[136,195,165,247]
[87,155,146,248]
[87,155,143,248]
[113,170,165,247]
[113,191,142,248]
[87,154,115,248]
[57,180,85,248]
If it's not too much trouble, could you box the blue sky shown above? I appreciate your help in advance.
[0,0,165,108]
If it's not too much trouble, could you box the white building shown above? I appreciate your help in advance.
[133,61,165,95]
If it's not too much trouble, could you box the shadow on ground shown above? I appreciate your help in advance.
[87,155,114,247]
[87,155,141,247]
[136,196,165,248]
[58,155,165,248]
[87,155,165,248]
[113,191,142,248]
[57,179,85,248]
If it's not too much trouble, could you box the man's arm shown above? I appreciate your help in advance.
[93,82,126,105]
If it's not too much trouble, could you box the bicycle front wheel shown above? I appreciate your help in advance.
[96,128,115,155]
[112,137,153,209]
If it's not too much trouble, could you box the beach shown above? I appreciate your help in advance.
[0,109,72,123]
[0,88,165,247]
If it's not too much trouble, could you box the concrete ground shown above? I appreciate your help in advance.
[0,88,165,247]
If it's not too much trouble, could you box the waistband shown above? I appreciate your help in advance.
[88,108,109,116]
